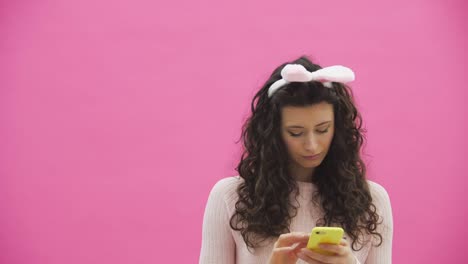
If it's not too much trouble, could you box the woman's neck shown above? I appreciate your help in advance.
[289,163,315,182]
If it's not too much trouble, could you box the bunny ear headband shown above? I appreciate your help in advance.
[267,64,356,98]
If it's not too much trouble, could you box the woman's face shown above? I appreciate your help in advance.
[281,102,335,171]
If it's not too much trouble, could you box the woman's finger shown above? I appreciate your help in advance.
[272,246,297,254]
[271,241,307,255]
[340,238,349,246]
[274,232,310,247]
[298,248,340,264]
[292,241,308,250]
[296,250,327,264]
[318,243,346,255]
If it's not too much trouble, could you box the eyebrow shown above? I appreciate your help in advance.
[286,121,332,128]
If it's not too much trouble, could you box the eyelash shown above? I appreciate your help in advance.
[289,129,329,137]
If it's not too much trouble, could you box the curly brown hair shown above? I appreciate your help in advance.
[229,55,383,252]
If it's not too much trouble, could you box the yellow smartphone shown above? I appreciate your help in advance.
[306,227,344,256]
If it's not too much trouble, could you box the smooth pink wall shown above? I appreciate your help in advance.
[1,0,467,263]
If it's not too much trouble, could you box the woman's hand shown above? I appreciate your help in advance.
[296,238,356,264]
[268,232,310,264]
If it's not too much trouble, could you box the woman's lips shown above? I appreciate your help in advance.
[303,153,321,160]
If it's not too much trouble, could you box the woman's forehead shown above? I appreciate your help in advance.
[281,103,334,126]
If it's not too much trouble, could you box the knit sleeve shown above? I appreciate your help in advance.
[364,181,394,264]
[199,178,237,264]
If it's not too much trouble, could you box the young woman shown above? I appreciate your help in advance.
[199,56,393,264]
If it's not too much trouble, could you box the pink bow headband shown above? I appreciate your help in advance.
[267,64,356,97]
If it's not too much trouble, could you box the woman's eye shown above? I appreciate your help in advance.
[289,132,302,137]
[289,129,329,137]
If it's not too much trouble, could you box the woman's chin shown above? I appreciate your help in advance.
[299,161,322,168]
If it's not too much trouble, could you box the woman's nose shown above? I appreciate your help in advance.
[304,135,318,151]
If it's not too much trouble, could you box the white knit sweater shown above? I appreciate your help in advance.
[199,176,393,264]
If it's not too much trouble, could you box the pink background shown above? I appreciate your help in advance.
[1,0,467,263]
